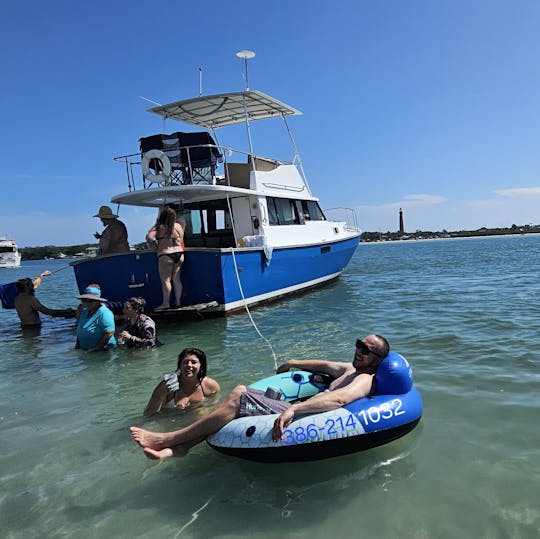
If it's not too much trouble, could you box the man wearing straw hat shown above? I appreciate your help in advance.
[94,205,129,254]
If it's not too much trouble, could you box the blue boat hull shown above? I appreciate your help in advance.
[70,236,359,313]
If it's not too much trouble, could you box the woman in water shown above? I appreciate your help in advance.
[143,348,220,416]
[146,206,184,310]
[75,285,116,351]
[119,297,159,348]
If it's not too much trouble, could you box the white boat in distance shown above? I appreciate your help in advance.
[71,56,361,315]
[0,237,21,269]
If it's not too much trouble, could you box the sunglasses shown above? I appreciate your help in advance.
[355,339,383,358]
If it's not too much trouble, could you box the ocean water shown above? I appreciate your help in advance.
[1,235,539,539]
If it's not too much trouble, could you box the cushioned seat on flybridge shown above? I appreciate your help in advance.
[139,131,222,184]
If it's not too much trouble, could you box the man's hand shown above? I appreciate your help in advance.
[272,407,295,442]
[276,361,293,374]
[40,271,51,277]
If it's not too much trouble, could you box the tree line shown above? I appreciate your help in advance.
[18,223,540,258]
[361,223,540,242]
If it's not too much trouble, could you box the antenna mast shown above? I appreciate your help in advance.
[199,67,203,96]
[235,50,256,161]
[236,49,255,91]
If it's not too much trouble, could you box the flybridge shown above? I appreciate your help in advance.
[146,90,302,129]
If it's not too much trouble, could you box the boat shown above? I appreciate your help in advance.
[0,237,21,269]
[70,52,361,315]
[207,352,423,462]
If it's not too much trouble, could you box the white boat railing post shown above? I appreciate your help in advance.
[282,114,312,197]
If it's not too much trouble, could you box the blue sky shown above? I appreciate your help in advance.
[2,0,539,247]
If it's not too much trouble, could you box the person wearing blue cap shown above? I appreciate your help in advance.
[75,284,116,351]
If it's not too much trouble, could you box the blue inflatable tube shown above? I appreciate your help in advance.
[206,352,423,462]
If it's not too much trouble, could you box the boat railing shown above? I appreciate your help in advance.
[323,207,360,231]
[114,144,293,192]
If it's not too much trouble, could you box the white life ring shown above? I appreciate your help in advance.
[141,149,171,184]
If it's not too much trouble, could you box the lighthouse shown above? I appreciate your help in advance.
[399,208,404,234]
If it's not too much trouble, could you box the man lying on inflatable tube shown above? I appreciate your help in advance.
[130,334,395,460]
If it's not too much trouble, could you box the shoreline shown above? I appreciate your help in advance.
[359,232,540,245]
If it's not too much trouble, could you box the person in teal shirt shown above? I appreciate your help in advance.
[75,286,116,351]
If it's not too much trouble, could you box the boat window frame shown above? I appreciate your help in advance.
[182,199,235,247]
[266,197,326,226]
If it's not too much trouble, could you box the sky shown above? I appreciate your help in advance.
[1,0,539,247]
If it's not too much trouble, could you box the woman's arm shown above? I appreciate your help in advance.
[174,222,185,246]
[146,226,159,251]
[123,316,156,348]
[143,381,172,416]
[202,377,220,396]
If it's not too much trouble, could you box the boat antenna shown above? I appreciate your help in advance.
[139,96,167,131]
[199,66,203,96]
[235,50,256,162]
[235,49,255,91]
[138,96,163,106]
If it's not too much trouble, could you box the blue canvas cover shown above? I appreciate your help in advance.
[0,281,18,309]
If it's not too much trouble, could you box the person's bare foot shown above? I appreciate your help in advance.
[154,304,170,311]
[143,447,174,460]
[130,427,167,450]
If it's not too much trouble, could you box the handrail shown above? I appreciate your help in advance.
[324,207,360,230]
[113,144,295,192]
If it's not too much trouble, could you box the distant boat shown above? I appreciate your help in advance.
[70,53,361,314]
[0,237,21,268]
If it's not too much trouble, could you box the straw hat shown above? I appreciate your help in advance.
[94,206,118,219]
[76,286,108,302]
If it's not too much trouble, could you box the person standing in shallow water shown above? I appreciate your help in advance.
[146,206,185,310]
[130,334,389,460]
[119,297,159,348]
[94,205,129,254]
[14,271,75,328]
[75,286,116,351]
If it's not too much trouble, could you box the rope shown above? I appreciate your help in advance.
[223,193,278,371]
[34,264,72,279]
[49,264,71,275]
[229,247,278,371]
[174,495,215,538]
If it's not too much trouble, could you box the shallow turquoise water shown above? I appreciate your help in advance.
[1,235,539,538]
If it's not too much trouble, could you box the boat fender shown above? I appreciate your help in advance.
[141,149,171,184]
[374,351,413,395]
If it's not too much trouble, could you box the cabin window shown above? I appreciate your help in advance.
[181,200,235,247]
[267,197,300,226]
[301,200,326,221]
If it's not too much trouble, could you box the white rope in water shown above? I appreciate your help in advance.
[173,495,215,538]
[224,193,278,371]
[229,247,279,371]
